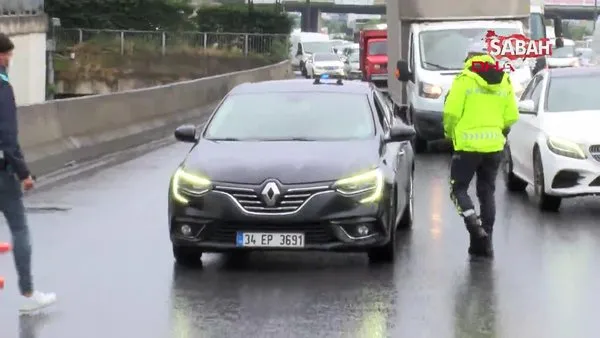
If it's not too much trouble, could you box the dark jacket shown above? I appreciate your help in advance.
[0,66,30,179]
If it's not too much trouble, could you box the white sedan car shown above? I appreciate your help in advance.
[503,68,600,211]
[305,53,346,79]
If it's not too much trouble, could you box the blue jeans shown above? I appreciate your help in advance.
[0,171,33,294]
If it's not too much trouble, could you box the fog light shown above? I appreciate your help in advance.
[357,225,370,236]
[180,224,192,236]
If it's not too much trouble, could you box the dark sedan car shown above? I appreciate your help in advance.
[168,76,416,265]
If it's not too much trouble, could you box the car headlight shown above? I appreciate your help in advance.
[333,168,383,203]
[546,136,587,159]
[171,167,212,204]
[419,82,443,99]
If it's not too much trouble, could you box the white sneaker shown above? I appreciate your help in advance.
[19,291,57,315]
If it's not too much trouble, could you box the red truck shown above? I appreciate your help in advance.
[359,29,387,84]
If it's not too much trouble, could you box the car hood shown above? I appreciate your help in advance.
[542,111,600,144]
[183,140,381,184]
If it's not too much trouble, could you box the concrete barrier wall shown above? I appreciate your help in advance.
[18,60,293,175]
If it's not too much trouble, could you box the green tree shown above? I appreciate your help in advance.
[45,0,196,30]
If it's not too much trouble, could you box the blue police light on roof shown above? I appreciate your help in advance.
[321,74,330,79]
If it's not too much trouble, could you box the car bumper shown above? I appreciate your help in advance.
[541,147,600,197]
[314,69,345,77]
[413,109,444,141]
[169,183,392,252]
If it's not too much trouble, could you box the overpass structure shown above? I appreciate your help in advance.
[278,0,600,32]
[0,0,48,105]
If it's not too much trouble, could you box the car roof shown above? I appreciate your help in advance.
[230,79,373,95]
[548,66,600,78]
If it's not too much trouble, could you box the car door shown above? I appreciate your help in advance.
[373,91,408,216]
[518,75,546,181]
[405,31,416,107]
[510,74,541,178]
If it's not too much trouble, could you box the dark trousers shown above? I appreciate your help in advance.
[0,171,33,294]
[449,151,502,231]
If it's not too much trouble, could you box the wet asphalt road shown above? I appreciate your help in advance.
[1,142,600,338]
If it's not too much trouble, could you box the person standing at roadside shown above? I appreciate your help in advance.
[0,33,57,313]
[443,42,519,258]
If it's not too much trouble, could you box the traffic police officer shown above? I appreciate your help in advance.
[443,42,519,257]
[0,33,56,313]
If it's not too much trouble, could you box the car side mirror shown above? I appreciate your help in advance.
[385,124,416,143]
[174,124,198,143]
[518,100,536,114]
[395,60,412,82]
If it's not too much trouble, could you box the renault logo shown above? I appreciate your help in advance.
[261,181,281,207]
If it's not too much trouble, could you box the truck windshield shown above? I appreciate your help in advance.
[419,28,520,71]
[368,40,386,55]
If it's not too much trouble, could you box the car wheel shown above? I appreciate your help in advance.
[533,149,561,212]
[173,245,202,267]
[503,146,528,192]
[368,191,398,263]
[397,172,414,229]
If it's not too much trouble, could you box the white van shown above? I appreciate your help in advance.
[290,32,331,73]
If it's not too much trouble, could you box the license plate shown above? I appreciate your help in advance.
[236,232,305,248]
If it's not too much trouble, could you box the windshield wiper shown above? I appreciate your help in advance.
[207,137,240,141]
[262,137,318,141]
[424,62,452,70]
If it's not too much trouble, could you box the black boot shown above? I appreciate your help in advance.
[464,214,488,239]
[465,215,488,257]
[469,224,494,258]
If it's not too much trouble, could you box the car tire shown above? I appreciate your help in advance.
[397,172,414,229]
[533,149,562,212]
[503,146,528,192]
[173,245,202,267]
[368,187,399,263]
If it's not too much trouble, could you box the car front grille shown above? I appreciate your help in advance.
[213,184,330,214]
[201,222,336,244]
[589,145,600,162]
[323,66,339,70]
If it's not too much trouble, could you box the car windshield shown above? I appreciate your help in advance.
[204,92,375,140]
[368,40,386,55]
[303,41,335,54]
[551,45,575,58]
[349,53,360,62]
[419,28,520,70]
[314,53,340,62]
[546,75,600,112]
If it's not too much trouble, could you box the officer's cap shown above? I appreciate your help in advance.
[0,33,14,54]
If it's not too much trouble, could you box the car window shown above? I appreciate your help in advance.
[373,90,392,128]
[204,92,375,141]
[529,79,544,109]
[371,91,389,131]
[520,76,540,100]
[368,40,387,55]
[546,75,600,112]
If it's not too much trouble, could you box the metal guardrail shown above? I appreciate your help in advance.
[0,0,44,16]
[54,28,290,57]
